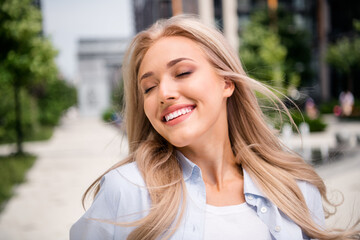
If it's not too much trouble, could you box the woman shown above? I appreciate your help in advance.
[70,15,359,240]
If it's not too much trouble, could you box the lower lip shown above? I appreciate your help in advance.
[164,109,195,126]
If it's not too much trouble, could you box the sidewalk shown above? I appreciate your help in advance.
[284,115,360,228]
[282,115,360,150]
[0,115,359,239]
[316,148,360,228]
[0,116,127,240]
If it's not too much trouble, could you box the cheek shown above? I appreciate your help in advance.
[143,100,154,120]
[143,98,160,128]
[192,76,224,100]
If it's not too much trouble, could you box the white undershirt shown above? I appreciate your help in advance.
[204,202,272,240]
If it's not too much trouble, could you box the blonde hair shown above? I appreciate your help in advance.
[84,15,359,239]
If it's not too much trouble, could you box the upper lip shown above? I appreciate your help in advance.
[160,104,196,121]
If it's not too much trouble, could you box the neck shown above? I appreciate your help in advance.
[178,133,239,191]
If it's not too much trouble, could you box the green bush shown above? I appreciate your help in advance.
[104,79,124,124]
[0,87,39,144]
[268,110,327,133]
[111,80,125,111]
[102,108,115,122]
[0,78,75,144]
[290,111,328,132]
[36,79,77,126]
[319,100,338,114]
[319,99,360,117]
[0,154,36,210]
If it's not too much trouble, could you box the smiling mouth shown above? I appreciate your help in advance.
[162,106,195,122]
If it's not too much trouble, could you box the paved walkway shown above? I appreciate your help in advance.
[0,114,359,239]
[0,115,127,240]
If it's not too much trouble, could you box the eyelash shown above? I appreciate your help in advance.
[176,71,191,77]
[144,86,155,94]
[143,71,192,94]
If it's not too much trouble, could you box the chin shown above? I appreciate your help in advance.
[171,143,188,148]
[164,137,191,148]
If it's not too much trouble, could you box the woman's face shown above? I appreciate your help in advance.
[138,36,234,148]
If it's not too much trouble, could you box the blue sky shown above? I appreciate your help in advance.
[42,0,134,81]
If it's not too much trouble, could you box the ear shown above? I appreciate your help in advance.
[223,77,235,98]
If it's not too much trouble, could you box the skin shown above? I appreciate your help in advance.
[139,36,245,206]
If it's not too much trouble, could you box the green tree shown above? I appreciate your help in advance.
[240,19,288,90]
[326,20,360,92]
[34,78,77,126]
[0,0,58,154]
[240,8,312,92]
[0,84,39,144]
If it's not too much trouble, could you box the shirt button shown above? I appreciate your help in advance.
[260,207,267,213]
[247,195,254,200]
[275,226,281,232]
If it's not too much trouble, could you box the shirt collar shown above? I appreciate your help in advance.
[243,169,266,198]
[176,150,266,198]
[176,150,200,181]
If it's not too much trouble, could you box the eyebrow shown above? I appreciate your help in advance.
[140,71,154,81]
[139,57,193,81]
[167,57,193,68]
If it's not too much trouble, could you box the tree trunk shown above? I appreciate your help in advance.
[14,81,24,155]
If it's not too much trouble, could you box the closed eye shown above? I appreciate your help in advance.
[144,86,155,94]
[176,71,192,78]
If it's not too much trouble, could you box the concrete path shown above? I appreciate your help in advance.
[283,115,360,228]
[316,148,360,229]
[0,114,359,239]
[0,115,127,240]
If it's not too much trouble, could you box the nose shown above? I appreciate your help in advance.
[158,77,179,104]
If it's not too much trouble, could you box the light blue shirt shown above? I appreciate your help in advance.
[70,152,325,239]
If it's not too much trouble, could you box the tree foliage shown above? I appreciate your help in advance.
[240,8,312,93]
[0,85,39,143]
[35,79,77,126]
[0,0,75,153]
[0,0,58,85]
[240,17,288,89]
[326,20,360,91]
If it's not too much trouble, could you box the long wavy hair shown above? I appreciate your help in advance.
[84,15,359,240]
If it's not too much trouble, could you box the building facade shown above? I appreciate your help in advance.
[77,39,129,117]
[132,0,360,101]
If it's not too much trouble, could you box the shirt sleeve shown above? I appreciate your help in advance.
[70,171,121,240]
[303,181,325,227]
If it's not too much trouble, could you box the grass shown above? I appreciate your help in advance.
[0,125,51,210]
[24,126,54,142]
[0,153,36,211]
[0,125,54,145]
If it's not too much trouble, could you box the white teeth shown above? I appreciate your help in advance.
[164,107,193,122]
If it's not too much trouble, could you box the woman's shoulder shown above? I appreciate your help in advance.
[89,161,149,218]
[100,161,146,194]
[70,162,149,239]
[297,180,325,226]
[296,180,321,201]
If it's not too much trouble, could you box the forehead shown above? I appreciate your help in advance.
[139,36,207,73]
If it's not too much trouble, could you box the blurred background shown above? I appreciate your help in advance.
[0,0,359,239]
